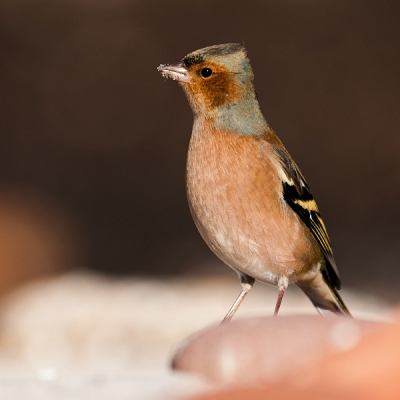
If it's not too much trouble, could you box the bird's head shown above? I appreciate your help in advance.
[158,43,257,117]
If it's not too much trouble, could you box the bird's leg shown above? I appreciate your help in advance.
[222,289,249,323]
[222,273,255,323]
[273,289,285,316]
[273,276,289,316]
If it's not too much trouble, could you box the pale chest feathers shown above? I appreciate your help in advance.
[186,122,321,284]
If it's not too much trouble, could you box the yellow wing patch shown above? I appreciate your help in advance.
[294,198,319,213]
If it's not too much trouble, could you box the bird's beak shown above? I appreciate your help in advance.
[157,62,189,83]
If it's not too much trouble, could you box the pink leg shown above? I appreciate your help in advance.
[273,288,285,316]
[222,276,254,323]
[273,276,289,317]
[222,289,250,323]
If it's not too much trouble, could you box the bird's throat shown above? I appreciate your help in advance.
[213,94,268,136]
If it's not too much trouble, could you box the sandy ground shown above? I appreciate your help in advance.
[0,271,391,399]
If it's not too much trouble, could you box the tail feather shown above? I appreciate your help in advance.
[329,286,351,316]
[297,270,352,317]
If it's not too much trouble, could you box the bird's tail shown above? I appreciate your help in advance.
[296,271,351,317]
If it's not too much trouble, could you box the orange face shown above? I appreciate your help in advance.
[183,61,241,111]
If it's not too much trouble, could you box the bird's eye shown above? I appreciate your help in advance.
[200,68,213,78]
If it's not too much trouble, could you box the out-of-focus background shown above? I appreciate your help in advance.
[0,0,399,398]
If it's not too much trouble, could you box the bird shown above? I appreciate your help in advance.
[157,43,351,320]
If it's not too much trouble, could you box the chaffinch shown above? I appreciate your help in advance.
[158,43,351,320]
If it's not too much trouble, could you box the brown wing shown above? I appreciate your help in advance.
[272,144,341,290]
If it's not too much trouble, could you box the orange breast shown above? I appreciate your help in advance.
[186,119,322,285]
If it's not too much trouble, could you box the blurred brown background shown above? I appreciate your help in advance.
[0,0,399,297]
